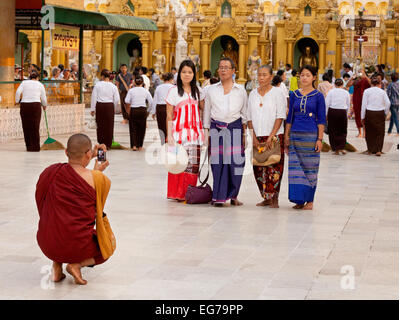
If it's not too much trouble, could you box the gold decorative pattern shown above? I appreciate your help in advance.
[229,18,248,41]
[202,17,221,39]
[298,0,318,9]
[284,16,302,39]
[311,17,329,39]
[137,31,150,41]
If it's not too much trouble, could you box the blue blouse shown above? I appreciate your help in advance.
[287,89,326,132]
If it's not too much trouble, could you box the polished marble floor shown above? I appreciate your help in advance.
[1,111,399,300]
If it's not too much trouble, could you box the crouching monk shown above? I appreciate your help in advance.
[35,133,116,285]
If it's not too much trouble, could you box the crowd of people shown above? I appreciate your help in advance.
[13,58,398,285]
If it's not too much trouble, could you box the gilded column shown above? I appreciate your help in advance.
[286,39,295,66]
[139,31,150,68]
[380,37,387,64]
[396,35,399,69]
[0,0,15,107]
[27,31,41,66]
[319,40,328,74]
[201,39,211,76]
[154,23,165,55]
[165,41,171,72]
[103,31,114,70]
[237,41,246,84]
[335,40,344,79]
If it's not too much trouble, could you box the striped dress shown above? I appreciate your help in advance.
[286,90,326,205]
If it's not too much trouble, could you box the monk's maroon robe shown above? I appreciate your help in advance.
[36,163,104,265]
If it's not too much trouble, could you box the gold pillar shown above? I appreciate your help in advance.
[336,40,344,79]
[381,37,387,64]
[396,36,399,69]
[319,40,328,74]
[154,23,165,58]
[0,0,15,107]
[385,21,396,69]
[201,39,211,75]
[286,39,295,66]
[27,31,41,66]
[165,41,171,72]
[103,31,114,70]
[237,41,246,84]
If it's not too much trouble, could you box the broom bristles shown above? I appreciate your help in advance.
[345,142,357,152]
[41,140,65,150]
[322,141,331,152]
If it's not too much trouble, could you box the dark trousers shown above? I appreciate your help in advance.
[95,102,114,149]
[388,105,399,134]
[119,91,129,120]
[156,104,167,144]
[20,102,42,152]
[365,109,385,153]
[129,107,147,148]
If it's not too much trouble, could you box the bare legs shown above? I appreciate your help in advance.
[52,262,66,282]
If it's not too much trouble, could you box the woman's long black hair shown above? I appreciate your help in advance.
[177,59,200,101]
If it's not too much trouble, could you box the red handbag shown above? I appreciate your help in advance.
[185,149,213,204]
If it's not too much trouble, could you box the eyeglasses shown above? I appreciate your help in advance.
[219,67,232,71]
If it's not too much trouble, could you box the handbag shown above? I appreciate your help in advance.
[185,148,213,204]
[252,136,281,166]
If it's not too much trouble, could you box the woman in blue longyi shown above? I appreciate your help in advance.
[284,65,326,210]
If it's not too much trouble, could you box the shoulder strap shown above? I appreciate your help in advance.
[198,147,210,186]
[118,74,129,92]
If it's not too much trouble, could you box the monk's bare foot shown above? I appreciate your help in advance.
[132,147,137,151]
[231,199,243,206]
[52,262,66,282]
[293,204,305,209]
[303,202,313,210]
[340,150,347,155]
[256,200,271,207]
[66,263,87,285]
[138,147,144,151]
[356,133,362,138]
[376,152,382,157]
[333,151,339,155]
[270,197,279,208]
[361,150,371,155]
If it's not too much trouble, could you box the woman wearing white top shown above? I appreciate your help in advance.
[90,69,120,149]
[247,66,287,208]
[325,79,351,155]
[125,76,153,151]
[150,72,175,144]
[361,76,391,156]
[15,71,47,152]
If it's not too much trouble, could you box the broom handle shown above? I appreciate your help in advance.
[44,109,50,139]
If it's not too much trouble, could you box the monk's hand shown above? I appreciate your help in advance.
[315,140,322,153]
[152,114,156,120]
[42,106,47,111]
[90,111,95,117]
[265,136,274,150]
[92,144,107,159]
[94,159,109,172]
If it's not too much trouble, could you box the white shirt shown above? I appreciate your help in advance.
[15,80,47,106]
[361,87,391,119]
[125,86,153,109]
[277,83,289,98]
[142,74,150,90]
[150,83,174,114]
[203,82,248,129]
[90,80,120,112]
[247,87,286,137]
[325,88,351,112]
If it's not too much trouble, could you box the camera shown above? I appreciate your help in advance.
[97,148,106,162]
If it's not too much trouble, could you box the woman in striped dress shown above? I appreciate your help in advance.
[165,60,204,201]
[284,65,326,210]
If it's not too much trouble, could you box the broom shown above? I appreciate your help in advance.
[322,141,331,152]
[110,139,129,150]
[41,109,65,150]
[344,141,357,152]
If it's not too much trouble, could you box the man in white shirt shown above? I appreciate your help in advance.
[139,66,151,90]
[204,57,247,207]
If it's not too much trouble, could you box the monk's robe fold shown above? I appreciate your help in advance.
[36,163,104,264]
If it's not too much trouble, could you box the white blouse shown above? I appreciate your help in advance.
[90,81,120,111]
[247,87,286,137]
[150,83,175,114]
[15,80,47,106]
[125,87,152,108]
[325,88,351,112]
[203,82,248,129]
[361,87,391,119]
[125,87,153,109]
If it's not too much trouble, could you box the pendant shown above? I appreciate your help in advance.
[309,113,313,117]
[260,103,263,107]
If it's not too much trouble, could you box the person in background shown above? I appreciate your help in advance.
[285,65,326,211]
[317,73,334,98]
[125,76,153,151]
[139,66,151,90]
[327,69,335,83]
[35,134,110,285]
[361,75,390,156]
[247,65,286,208]
[387,72,399,135]
[171,67,178,84]
[15,71,47,152]
[325,79,351,155]
[115,64,133,125]
[42,70,49,81]
[57,64,65,79]
[202,70,212,88]
[70,63,79,80]
[289,69,298,92]
[90,69,120,149]
[347,70,371,137]
[150,72,175,144]
[342,63,353,78]
[285,63,292,88]
[149,68,161,94]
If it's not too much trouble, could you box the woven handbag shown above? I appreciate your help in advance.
[252,136,281,166]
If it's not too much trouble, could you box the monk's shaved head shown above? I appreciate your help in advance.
[66,134,92,160]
